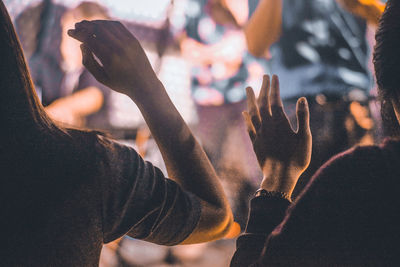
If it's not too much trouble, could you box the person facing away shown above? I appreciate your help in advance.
[0,1,237,266]
[231,0,399,265]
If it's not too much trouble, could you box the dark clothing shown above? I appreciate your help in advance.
[271,0,372,99]
[1,132,200,266]
[231,139,399,266]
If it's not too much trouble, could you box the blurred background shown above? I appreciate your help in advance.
[4,0,387,266]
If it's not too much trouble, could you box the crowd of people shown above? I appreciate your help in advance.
[1,0,399,266]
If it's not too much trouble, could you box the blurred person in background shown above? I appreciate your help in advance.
[180,0,266,199]
[245,0,384,197]
[16,1,110,129]
[0,1,238,265]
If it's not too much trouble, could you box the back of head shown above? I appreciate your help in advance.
[374,0,400,137]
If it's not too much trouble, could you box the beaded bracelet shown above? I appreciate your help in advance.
[254,188,292,202]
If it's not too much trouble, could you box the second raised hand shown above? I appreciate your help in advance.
[243,75,312,197]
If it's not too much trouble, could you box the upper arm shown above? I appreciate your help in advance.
[245,0,283,57]
[97,138,201,245]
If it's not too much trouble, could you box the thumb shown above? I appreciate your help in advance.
[296,97,310,137]
[80,44,108,85]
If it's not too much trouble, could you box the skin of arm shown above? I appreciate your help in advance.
[337,0,385,26]
[245,0,384,58]
[244,0,282,57]
[68,20,236,244]
[45,86,103,126]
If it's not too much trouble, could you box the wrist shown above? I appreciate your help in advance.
[259,177,296,198]
[260,162,301,198]
[127,79,166,107]
[254,188,292,202]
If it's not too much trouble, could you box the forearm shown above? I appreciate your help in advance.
[359,1,384,25]
[69,87,104,116]
[260,161,301,199]
[51,86,104,116]
[133,81,233,241]
[245,0,282,57]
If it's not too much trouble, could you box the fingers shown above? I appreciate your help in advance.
[80,44,109,85]
[242,111,256,142]
[258,75,271,118]
[270,75,284,113]
[68,20,117,64]
[68,20,99,43]
[296,97,311,137]
[246,87,261,131]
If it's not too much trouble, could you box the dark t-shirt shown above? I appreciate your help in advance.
[1,134,201,266]
[270,0,372,99]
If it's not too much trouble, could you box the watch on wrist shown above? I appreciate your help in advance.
[254,189,291,202]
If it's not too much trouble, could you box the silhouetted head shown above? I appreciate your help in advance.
[374,0,400,137]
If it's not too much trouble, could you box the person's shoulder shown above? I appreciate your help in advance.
[333,138,400,167]
[308,143,384,190]
[324,142,383,168]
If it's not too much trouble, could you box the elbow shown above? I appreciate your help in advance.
[181,202,238,244]
[201,202,240,242]
[210,206,236,240]
[245,35,270,58]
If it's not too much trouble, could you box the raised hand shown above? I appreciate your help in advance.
[243,75,312,197]
[68,20,236,243]
[67,20,161,103]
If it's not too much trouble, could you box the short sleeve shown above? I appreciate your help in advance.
[96,137,201,245]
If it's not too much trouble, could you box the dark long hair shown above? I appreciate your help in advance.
[0,0,107,182]
[374,0,400,137]
[0,0,64,137]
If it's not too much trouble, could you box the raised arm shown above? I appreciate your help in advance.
[231,75,311,266]
[243,75,311,197]
[244,0,282,57]
[68,20,235,244]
